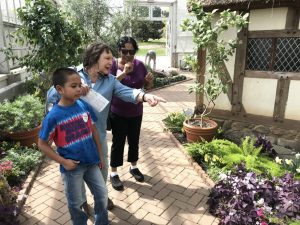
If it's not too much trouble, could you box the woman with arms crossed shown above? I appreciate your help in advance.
[109,36,153,191]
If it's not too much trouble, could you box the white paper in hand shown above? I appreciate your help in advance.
[81,89,109,112]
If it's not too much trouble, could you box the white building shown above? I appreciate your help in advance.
[124,0,195,68]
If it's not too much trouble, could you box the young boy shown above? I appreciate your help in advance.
[38,68,109,225]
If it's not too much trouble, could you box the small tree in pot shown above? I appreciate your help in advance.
[181,0,248,142]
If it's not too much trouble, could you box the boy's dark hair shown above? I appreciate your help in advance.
[117,36,139,51]
[53,67,79,87]
[83,43,112,69]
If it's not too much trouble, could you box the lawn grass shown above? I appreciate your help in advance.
[137,48,166,56]
[136,39,166,56]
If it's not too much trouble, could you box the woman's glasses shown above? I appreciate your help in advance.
[121,49,136,55]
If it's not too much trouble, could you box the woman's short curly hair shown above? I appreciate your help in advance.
[83,43,112,69]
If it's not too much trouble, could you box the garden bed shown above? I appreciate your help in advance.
[0,142,44,224]
[163,112,300,225]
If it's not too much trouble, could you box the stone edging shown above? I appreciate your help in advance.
[17,154,46,210]
[165,130,215,187]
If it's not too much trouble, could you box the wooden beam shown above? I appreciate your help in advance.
[248,30,300,38]
[245,70,300,80]
[285,7,300,29]
[273,78,285,121]
[232,26,248,114]
[220,61,233,104]
[203,1,300,12]
[279,78,290,121]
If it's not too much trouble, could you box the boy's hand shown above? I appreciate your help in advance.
[62,159,80,170]
[98,161,105,170]
[98,154,106,169]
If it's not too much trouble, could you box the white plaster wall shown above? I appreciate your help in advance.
[249,8,287,31]
[219,27,237,80]
[207,19,237,111]
[242,78,277,116]
[285,80,300,120]
[211,89,232,111]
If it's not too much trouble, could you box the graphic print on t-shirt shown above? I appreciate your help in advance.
[53,113,93,147]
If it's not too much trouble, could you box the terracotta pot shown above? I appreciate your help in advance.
[0,125,41,147]
[183,118,218,143]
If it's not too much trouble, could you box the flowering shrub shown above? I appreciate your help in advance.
[0,142,42,186]
[207,164,300,225]
[0,161,13,175]
[0,141,42,224]
[0,174,19,225]
[275,153,300,179]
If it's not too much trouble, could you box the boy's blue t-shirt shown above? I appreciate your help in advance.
[39,99,100,173]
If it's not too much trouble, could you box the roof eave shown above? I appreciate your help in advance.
[201,0,300,11]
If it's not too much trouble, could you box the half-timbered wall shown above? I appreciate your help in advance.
[207,6,300,128]
[243,8,287,117]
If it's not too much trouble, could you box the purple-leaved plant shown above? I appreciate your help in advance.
[207,164,300,225]
[255,136,277,158]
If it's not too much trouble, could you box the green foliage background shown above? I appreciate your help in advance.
[132,21,165,42]
[6,0,86,98]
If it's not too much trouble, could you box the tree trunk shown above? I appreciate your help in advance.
[195,48,206,114]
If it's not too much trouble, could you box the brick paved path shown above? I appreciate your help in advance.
[18,76,219,225]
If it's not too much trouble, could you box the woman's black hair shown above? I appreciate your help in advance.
[83,42,112,69]
[53,67,79,87]
[117,36,139,51]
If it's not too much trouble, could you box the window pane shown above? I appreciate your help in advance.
[7,0,16,22]
[15,0,21,9]
[161,7,169,18]
[1,0,8,21]
[152,6,162,18]
[274,37,300,72]
[135,6,149,18]
[246,38,273,71]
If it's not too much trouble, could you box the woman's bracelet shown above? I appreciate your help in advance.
[142,93,147,102]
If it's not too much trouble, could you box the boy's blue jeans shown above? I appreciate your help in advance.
[62,164,109,225]
[81,138,109,203]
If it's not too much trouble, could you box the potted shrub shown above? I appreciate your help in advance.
[181,0,248,142]
[0,94,44,147]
